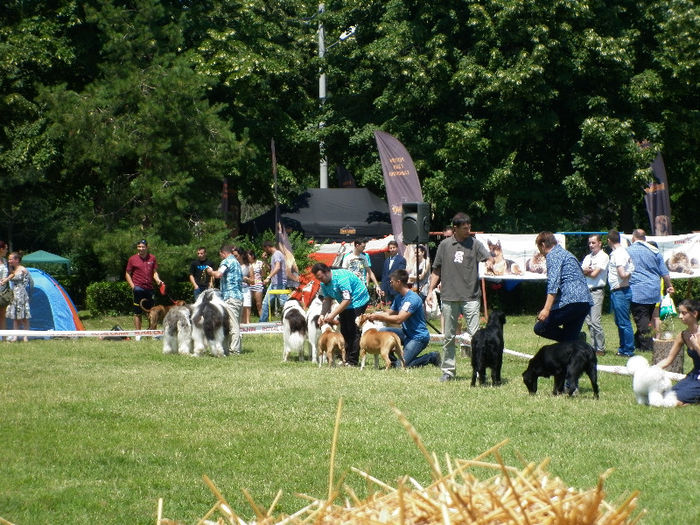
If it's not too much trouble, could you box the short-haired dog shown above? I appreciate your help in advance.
[356,313,405,370]
[318,323,346,367]
[522,340,599,398]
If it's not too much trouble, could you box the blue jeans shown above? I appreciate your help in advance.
[381,327,439,368]
[611,287,635,355]
[534,302,591,342]
[259,287,288,322]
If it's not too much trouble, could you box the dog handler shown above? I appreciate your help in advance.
[312,262,370,366]
[534,231,593,342]
[369,269,440,367]
[207,244,243,355]
[426,212,493,382]
[125,239,163,335]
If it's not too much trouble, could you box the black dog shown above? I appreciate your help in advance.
[470,310,506,386]
[522,340,599,398]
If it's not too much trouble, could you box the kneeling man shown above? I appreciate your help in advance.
[368,269,440,367]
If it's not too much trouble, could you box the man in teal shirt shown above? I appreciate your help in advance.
[312,262,369,366]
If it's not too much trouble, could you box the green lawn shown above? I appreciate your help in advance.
[0,313,697,524]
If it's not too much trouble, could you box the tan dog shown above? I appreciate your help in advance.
[356,313,405,370]
[317,323,346,367]
[140,299,187,329]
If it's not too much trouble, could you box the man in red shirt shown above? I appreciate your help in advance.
[125,239,163,332]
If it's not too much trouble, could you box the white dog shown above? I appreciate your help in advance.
[282,299,307,362]
[627,355,677,407]
[162,305,194,355]
[306,296,324,364]
[190,289,230,357]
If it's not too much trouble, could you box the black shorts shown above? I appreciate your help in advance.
[133,288,154,315]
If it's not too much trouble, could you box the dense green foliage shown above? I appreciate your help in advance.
[1,0,698,286]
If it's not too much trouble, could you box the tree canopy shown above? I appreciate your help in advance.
[1,0,697,282]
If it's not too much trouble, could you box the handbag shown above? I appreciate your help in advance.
[659,293,677,320]
[0,286,13,308]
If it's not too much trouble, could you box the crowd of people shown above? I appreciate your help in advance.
[4,217,699,405]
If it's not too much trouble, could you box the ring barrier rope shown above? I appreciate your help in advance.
[2,326,685,381]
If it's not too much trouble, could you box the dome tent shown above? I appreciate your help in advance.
[4,268,84,331]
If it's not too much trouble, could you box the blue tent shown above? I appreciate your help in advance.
[4,268,84,331]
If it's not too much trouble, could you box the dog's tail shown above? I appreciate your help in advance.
[139,298,152,313]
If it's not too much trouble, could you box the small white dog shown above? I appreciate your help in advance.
[306,296,324,364]
[627,355,677,407]
[282,299,308,362]
[162,305,194,355]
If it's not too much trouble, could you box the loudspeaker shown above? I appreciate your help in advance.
[402,202,431,244]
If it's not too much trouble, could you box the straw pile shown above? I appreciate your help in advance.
[156,401,645,525]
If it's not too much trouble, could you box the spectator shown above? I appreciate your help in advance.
[408,244,430,298]
[260,240,287,322]
[189,247,214,300]
[655,298,700,405]
[5,252,31,342]
[0,240,10,338]
[206,244,243,355]
[278,242,300,292]
[426,212,493,382]
[607,229,635,357]
[380,240,406,305]
[369,269,440,367]
[533,231,592,343]
[627,229,674,351]
[342,238,382,299]
[235,248,253,324]
[247,249,265,318]
[125,239,163,334]
[312,262,370,366]
[581,234,608,355]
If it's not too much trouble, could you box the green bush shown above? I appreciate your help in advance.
[85,281,198,316]
[86,281,133,316]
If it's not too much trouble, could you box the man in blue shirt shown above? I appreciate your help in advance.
[628,229,674,351]
[369,269,440,367]
[207,244,243,355]
[533,232,593,342]
[312,262,370,366]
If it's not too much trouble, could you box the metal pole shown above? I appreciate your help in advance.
[318,3,328,188]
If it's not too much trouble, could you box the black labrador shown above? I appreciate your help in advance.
[470,310,506,386]
[522,340,599,398]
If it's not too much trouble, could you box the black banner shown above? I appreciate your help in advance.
[374,131,423,251]
[643,153,672,235]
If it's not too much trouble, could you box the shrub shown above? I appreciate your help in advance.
[86,281,133,316]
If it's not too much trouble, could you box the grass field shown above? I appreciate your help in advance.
[0,313,698,524]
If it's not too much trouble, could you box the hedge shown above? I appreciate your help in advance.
[85,281,196,316]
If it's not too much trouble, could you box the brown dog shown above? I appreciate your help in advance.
[317,323,346,367]
[140,299,187,329]
[356,313,405,370]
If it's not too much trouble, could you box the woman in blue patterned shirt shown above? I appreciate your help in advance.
[534,232,593,342]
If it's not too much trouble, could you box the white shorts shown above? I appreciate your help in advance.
[242,290,251,308]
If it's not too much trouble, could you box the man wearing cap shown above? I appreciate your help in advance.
[125,239,163,333]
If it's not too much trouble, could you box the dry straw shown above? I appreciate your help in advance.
[156,399,644,525]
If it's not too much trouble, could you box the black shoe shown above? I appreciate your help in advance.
[439,372,454,382]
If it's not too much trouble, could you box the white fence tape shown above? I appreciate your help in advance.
[2,325,686,381]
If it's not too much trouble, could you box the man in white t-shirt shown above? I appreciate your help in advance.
[342,238,382,298]
[582,234,609,355]
[607,229,635,357]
